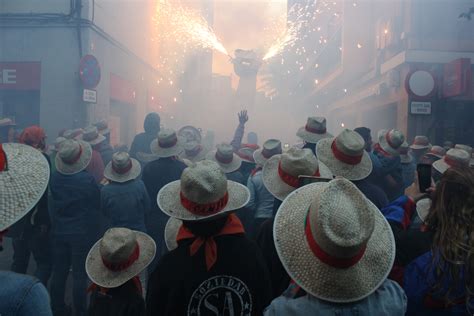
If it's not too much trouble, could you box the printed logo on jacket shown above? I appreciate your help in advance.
[188,275,252,316]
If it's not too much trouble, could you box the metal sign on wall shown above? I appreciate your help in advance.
[83,89,97,103]
[410,101,431,115]
[79,55,101,89]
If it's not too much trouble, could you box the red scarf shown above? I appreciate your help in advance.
[373,143,392,157]
[176,214,245,271]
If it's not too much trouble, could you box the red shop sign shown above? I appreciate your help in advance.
[0,62,41,90]
[443,58,471,98]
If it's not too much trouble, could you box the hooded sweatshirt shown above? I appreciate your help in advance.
[129,113,160,160]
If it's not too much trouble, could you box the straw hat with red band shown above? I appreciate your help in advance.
[296,116,333,144]
[377,129,405,156]
[253,139,282,166]
[262,147,332,201]
[316,129,372,181]
[425,145,446,159]
[85,227,156,289]
[455,144,474,166]
[409,135,432,150]
[398,141,413,164]
[150,128,185,158]
[63,128,84,140]
[180,141,208,162]
[236,147,257,164]
[273,178,395,303]
[81,126,106,146]
[206,143,242,174]
[51,136,67,152]
[0,143,50,231]
[158,160,250,221]
[55,139,92,175]
[104,152,141,183]
[433,148,470,174]
[94,120,110,136]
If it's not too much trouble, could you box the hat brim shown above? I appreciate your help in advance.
[165,217,182,251]
[297,127,333,144]
[150,138,185,158]
[55,141,93,175]
[98,128,111,136]
[262,154,333,201]
[425,153,443,159]
[85,230,156,289]
[432,159,450,174]
[136,152,160,163]
[400,154,413,164]
[253,149,267,166]
[416,198,431,223]
[378,132,400,156]
[316,138,373,181]
[274,182,395,303]
[158,180,250,221]
[0,144,50,231]
[81,134,106,146]
[104,158,141,183]
[409,144,432,150]
[206,150,242,174]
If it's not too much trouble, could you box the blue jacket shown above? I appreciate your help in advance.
[101,179,150,232]
[247,170,274,219]
[382,196,471,315]
[0,271,52,316]
[264,280,406,316]
[50,170,101,240]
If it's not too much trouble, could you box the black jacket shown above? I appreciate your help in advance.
[146,234,272,316]
[88,280,145,316]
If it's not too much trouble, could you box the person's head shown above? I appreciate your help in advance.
[247,132,258,145]
[182,214,229,238]
[143,112,161,136]
[354,127,372,152]
[425,167,474,303]
[19,126,47,151]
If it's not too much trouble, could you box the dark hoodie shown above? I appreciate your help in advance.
[129,113,160,160]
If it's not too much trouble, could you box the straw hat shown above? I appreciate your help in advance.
[253,139,282,166]
[206,144,242,174]
[316,129,373,181]
[274,178,395,303]
[262,147,332,201]
[377,129,405,156]
[0,118,16,127]
[296,117,333,144]
[164,217,182,251]
[104,152,141,183]
[443,141,454,151]
[52,136,67,152]
[425,145,446,159]
[416,198,431,223]
[455,144,474,166]
[55,139,92,175]
[433,148,470,174]
[398,141,413,164]
[94,120,110,136]
[150,128,184,158]
[81,126,106,146]
[409,135,432,150]
[85,227,156,288]
[236,147,257,164]
[63,128,84,140]
[180,141,208,162]
[0,143,50,231]
[157,160,250,221]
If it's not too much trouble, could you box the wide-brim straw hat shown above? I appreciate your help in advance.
[274,179,395,303]
[236,147,257,164]
[416,198,431,223]
[55,140,92,175]
[85,228,156,288]
[425,145,446,159]
[409,135,432,150]
[164,217,182,251]
[297,116,333,144]
[262,148,332,201]
[150,128,185,158]
[377,129,405,156]
[104,152,141,183]
[253,139,282,166]
[81,126,106,146]
[206,144,242,174]
[180,141,208,163]
[316,130,372,181]
[158,160,250,221]
[0,143,50,231]
[433,148,470,174]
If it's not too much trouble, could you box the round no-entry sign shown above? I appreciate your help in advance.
[79,55,101,89]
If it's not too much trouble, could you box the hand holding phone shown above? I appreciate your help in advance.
[417,164,432,193]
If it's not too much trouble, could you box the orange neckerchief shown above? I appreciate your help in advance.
[176,214,245,271]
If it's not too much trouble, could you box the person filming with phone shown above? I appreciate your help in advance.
[381,149,474,315]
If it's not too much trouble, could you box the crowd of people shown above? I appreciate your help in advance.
[0,111,473,316]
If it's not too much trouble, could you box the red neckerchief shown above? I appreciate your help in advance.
[176,214,245,271]
[87,276,142,295]
[242,143,260,150]
[373,143,392,158]
[250,166,262,177]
